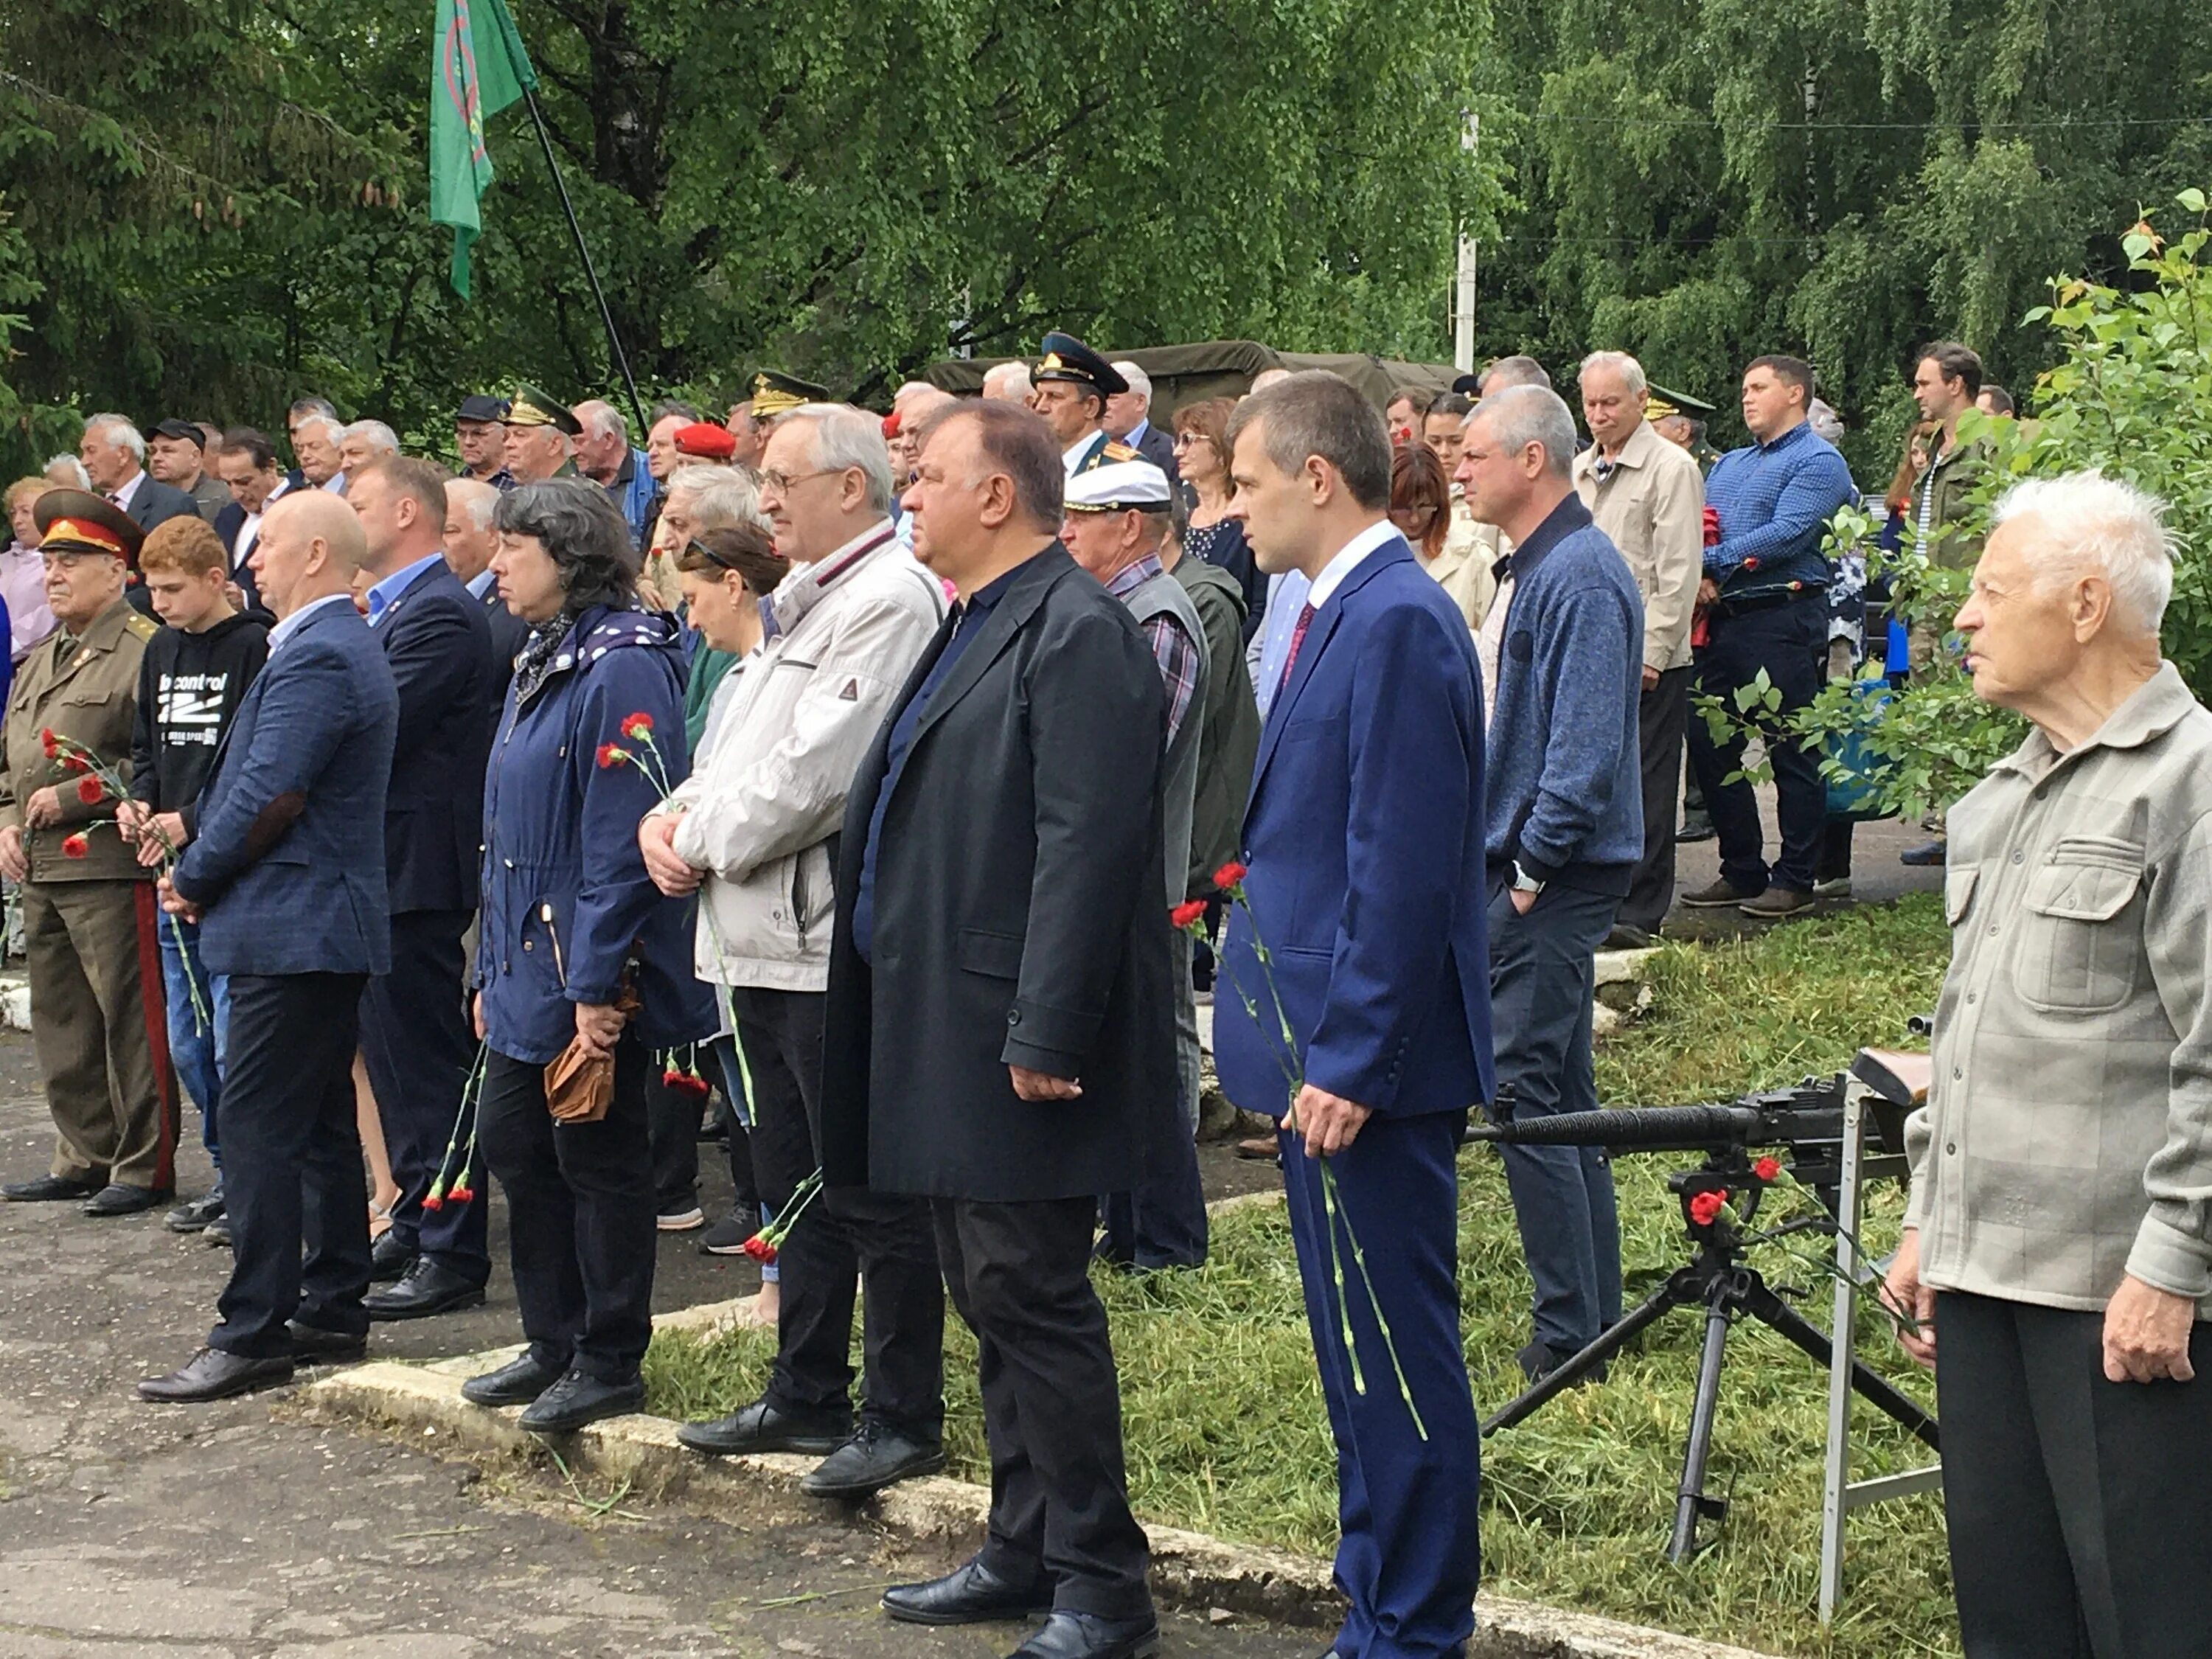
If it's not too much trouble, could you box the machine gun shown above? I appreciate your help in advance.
[1467,1074,1938,1562]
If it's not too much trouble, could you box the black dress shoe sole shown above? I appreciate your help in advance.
[363,1287,487,1322]
[802,1445,947,1499]
[881,1592,1055,1628]
[519,1391,644,1436]
[138,1360,295,1402]
[675,1421,852,1458]
[289,1331,370,1364]
[2,1179,105,1202]
[1011,1622,1161,1659]
[462,1379,557,1408]
[81,1189,171,1217]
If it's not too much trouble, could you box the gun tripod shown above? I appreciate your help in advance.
[1479,1149,1940,1562]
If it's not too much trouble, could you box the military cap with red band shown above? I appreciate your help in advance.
[33,488,145,565]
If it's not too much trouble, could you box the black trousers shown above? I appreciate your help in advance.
[1621,664,1691,934]
[358,908,487,1281]
[1937,1291,2212,1658]
[734,986,944,1433]
[935,1195,1151,1620]
[212,972,371,1357]
[476,1034,655,1383]
[1686,594,1828,895]
[647,1064,702,1215]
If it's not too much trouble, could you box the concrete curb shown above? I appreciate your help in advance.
[305,1332,1779,1659]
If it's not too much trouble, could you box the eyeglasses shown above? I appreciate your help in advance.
[1172,432,1211,448]
[761,467,838,493]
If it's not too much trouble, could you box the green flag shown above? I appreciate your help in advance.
[429,0,537,299]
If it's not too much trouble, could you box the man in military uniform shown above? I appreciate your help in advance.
[502,384,583,484]
[1030,331,1142,478]
[1647,386,1722,474]
[748,370,828,439]
[0,490,178,1216]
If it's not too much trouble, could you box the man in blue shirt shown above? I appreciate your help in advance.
[1681,356,1857,918]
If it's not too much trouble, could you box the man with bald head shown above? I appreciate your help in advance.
[140,487,402,1402]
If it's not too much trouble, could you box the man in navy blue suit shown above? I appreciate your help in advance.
[139,490,400,1402]
[1214,372,1490,1659]
[344,457,499,1321]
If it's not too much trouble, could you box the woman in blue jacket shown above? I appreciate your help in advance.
[461,479,715,1433]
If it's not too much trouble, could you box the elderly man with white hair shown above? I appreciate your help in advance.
[441,477,526,676]
[335,420,401,481]
[78,414,200,533]
[291,413,348,493]
[571,399,655,545]
[978,360,1032,403]
[1884,471,2212,1658]
[1104,361,1179,484]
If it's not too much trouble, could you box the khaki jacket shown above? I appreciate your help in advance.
[0,597,159,883]
[1913,436,1986,572]
[1425,500,1502,631]
[1907,664,2212,1315]
[1573,420,1704,674]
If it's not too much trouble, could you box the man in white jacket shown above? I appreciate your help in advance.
[640,403,949,1498]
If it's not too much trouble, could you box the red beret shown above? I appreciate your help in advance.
[675,420,737,460]
[882,411,902,439]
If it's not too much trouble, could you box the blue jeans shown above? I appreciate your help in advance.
[1487,877,1623,1357]
[159,912,230,1174]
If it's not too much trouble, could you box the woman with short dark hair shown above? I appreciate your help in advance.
[461,478,715,1433]
[1172,396,1262,638]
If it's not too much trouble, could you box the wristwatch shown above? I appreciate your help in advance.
[1511,860,1545,896]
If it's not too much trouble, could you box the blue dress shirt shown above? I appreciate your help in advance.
[1702,420,1857,598]
[364,552,447,626]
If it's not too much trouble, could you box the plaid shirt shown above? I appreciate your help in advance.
[1907,664,2212,1314]
[1107,554,1200,745]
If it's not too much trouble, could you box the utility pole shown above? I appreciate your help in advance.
[1452,112,1481,373]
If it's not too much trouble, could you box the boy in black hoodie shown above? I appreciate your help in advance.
[118,517,268,1235]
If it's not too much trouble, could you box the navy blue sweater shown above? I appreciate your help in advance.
[1484,494,1645,895]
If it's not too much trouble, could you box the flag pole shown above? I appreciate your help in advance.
[518,83,650,439]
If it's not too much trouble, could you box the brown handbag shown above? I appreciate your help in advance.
[542,981,640,1124]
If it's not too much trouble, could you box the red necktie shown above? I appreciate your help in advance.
[1276,602,1317,696]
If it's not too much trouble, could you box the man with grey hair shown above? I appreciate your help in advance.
[1246,366,1292,394]
[1478,353,1553,394]
[1104,361,1179,484]
[292,414,347,493]
[335,420,401,481]
[442,478,526,674]
[979,360,1032,403]
[1458,383,1644,1383]
[571,399,655,544]
[80,414,199,534]
[1573,351,1705,945]
[655,403,949,1497]
[1885,470,2212,1655]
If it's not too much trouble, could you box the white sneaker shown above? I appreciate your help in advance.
[657,1206,706,1232]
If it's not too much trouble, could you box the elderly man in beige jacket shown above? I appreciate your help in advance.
[1885,471,2212,1659]
[638,403,949,1502]
[1571,352,1704,944]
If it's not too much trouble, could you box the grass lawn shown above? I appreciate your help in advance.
[645,895,1958,1657]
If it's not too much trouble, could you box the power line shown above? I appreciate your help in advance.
[1517,111,2212,132]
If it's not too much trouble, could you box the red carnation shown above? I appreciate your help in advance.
[422,1194,445,1212]
[596,742,625,769]
[621,712,653,740]
[1753,1156,1781,1183]
[661,1067,684,1087]
[60,832,89,859]
[669,1073,710,1099]
[1687,1190,1727,1227]
[447,1186,475,1205]
[61,753,91,774]
[1212,860,1248,891]
[76,776,103,805]
[742,1234,778,1265]
[38,727,58,758]
[1169,899,1208,931]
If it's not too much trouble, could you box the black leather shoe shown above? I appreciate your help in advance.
[882,1557,1055,1627]
[802,1419,946,1498]
[288,1321,369,1364]
[369,1230,415,1283]
[82,1183,170,1217]
[167,1185,226,1233]
[137,1347,294,1402]
[516,1368,644,1434]
[1516,1339,1607,1388]
[1009,1610,1161,1659]
[3,1174,103,1203]
[676,1396,852,1457]
[364,1259,487,1321]
[461,1352,566,1408]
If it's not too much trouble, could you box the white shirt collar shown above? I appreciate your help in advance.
[1304,518,1400,611]
[1061,431,1102,476]
[108,470,145,512]
[268,591,353,652]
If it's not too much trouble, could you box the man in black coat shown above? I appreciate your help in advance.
[342,458,499,1321]
[819,401,1174,1659]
